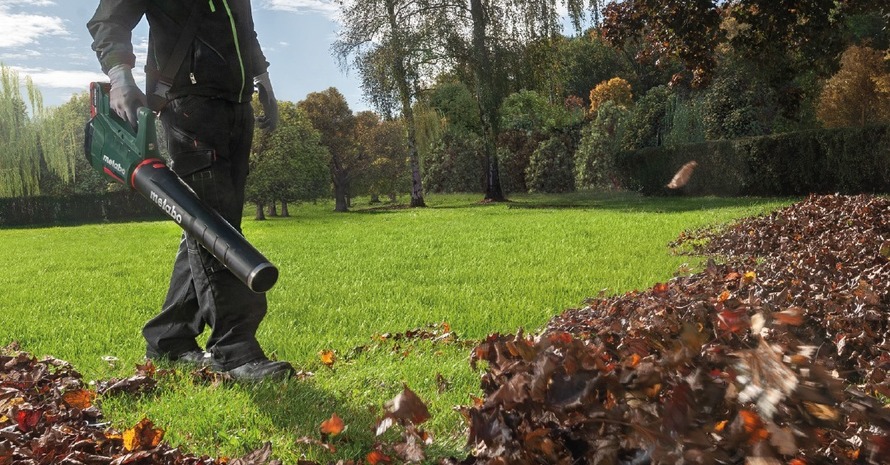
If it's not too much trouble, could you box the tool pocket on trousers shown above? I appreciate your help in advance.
[172,149,214,179]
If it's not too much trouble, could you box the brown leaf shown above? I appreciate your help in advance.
[666,160,698,189]
[383,385,430,426]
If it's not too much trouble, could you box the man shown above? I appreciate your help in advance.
[88,0,294,380]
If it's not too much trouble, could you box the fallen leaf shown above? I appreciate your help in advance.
[366,450,391,464]
[320,413,345,437]
[62,389,96,409]
[319,350,335,368]
[122,418,164,451]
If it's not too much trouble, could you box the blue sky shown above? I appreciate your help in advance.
[0,0,368,111]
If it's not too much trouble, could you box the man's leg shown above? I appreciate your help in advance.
[157,96,288,377]
[142,234,205,360]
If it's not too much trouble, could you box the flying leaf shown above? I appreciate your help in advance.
[383,385,430,426]
[666,160,698,189]
[773,307,805,326]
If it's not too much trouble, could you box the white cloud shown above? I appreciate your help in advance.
[9,66,106,90]
[0,0,56,6]
[260,0,338,18]
[0,6,67,48]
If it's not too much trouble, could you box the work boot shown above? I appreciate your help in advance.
[174,350,212,367]
[224,358,295,381]
[147,349,212,368]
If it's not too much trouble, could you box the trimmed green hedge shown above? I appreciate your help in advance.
[616,125,890,196]
[0,191,165,227]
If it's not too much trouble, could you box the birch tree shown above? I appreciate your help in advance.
[334,0,458,208]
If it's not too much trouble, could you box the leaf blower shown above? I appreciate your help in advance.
[84,82,278,293]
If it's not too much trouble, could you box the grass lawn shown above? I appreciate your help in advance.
[0,191,790,462]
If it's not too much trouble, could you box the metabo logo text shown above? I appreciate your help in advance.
[102,155,126,177]
[150,191,183,223]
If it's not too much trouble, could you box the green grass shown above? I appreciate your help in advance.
[0,191,790,462]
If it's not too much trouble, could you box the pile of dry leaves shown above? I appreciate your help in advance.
[459,194,890,464]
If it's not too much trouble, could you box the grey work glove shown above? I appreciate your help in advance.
[107,64,147,129]
[254,72,279,132]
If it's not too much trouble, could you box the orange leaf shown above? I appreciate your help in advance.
[774,306,805,326]
[718,290,731,302]
[739,409,768,444]
[319,350,335,368]
[366,450,391,464]
[320,413,345,437]
[714,420,727,432]
[123,418,164,452]
[789,459,807,465]
[62,389,96,409]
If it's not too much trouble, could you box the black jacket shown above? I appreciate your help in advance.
[88,0,268,103]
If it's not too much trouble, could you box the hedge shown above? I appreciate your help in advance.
[615,124,890,196]
[0,191,165,227]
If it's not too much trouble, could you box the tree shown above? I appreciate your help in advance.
[450,0,595,202]
[816,45,890,128]
[588,77,633,114]
[334,0,453,208]
[247,100,330,219]
[354,113,410,201]
[298,88,365,212]
[0,65,41,198]
[38,92,108,196]
[601,0,722,88]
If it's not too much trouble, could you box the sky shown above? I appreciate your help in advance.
[0,0,369,112]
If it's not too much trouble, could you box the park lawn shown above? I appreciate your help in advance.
[0,191,790,462]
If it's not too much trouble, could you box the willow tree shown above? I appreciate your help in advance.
[0,65,42,198]
[39,92,93,188]
[334,0,458,208]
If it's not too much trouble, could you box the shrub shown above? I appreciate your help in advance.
[574,101,629,190]
[421,130,486,193]
[616,124,890,196]
[525,135,575,193]
[622,85,672,150]
[0,191,164,227]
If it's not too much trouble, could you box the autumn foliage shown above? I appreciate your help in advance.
[817,45,890,128]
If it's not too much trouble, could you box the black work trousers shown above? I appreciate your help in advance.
[142,95,267,371]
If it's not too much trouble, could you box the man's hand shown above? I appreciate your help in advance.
[107,64,147,129]
[254,72,278,132]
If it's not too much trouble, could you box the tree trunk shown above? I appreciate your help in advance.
[254,202,266,220]
[470,0,506,202]
[389,193,397,203]
[386,0,426,208]
[334,176,349,212]
[370,193,381,204]
[281,201,290,217]
[268,201,278,217]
